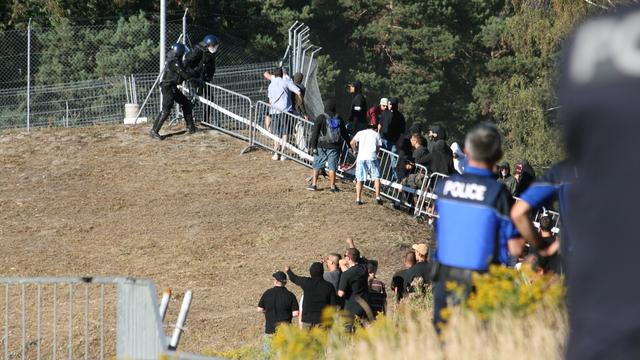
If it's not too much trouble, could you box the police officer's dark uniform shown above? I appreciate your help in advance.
[184,35,219,85]
[150,43,200,139]
[432,160,519,329]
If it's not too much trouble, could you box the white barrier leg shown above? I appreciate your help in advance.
[169,290,192,351]
[159,288,171,322]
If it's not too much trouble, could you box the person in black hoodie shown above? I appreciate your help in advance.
[514,160,536,197]
[285,262,336,328]
[378,97,406,153]
[425,139,455,175]
[307,99,351,192]
[347,80,368,134]
[395,133,430,209]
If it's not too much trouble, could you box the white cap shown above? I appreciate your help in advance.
[379,98,389,106]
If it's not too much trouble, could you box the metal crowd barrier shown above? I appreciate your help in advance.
[533,208,561,234]
[0,277,160,360]
[196,83,254,141]
[253,101,314,167]
[0,277,221,360]
[188,83,564,234]
[414,172,449,218]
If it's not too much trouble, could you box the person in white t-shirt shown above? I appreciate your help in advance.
[350,123,383,205]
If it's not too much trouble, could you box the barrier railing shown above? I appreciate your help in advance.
[192,83,254,142]
[0,277,163,360]
[533,208,561,234]
[253,101,314,167]
[414,172,449,218]
[0,277,222,360]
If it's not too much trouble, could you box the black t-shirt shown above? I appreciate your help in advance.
[286,270,336,325]
[258,286,299,334]
[349,93,368,125]
[538,235,562,274]
[403,261,431,293]
[391,269,407,302]
[337,264,369,317]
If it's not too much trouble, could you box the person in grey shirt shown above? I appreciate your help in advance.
[267,67,302,161]
[323,253,342,291]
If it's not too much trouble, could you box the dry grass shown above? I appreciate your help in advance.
[0,124,429,354]
[337,305,567,360]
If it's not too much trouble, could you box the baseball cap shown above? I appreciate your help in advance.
[412,243,428,256]
[380,98,389,106]
[390,97,399,105]
[272,271,287,282]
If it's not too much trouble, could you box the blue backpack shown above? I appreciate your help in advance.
[319,114,341,143]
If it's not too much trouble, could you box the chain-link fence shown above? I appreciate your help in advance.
[0,15,275,130]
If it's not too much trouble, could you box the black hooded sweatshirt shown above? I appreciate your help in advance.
[424,140,455,175]
[348,84,368,127]
[286,265,336,325]
[310,101,351,150]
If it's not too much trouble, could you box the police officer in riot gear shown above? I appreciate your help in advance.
[149,43,202,140]
[185,34,219,86]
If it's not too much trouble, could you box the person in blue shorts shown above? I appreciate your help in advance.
[350,122,383,205]
[307,99,351,192]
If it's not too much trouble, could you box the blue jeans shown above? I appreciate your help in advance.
[381,138,397,153]
[356,159,381,181]
[313,148,339,171]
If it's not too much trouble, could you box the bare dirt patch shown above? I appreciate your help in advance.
[0,124,429,353]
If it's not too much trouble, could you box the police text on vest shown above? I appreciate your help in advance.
[442,180,487,201]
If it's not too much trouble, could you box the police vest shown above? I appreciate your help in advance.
[435,167,519,271]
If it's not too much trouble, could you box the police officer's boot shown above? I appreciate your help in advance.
[149,111,169,140]
[184,113,197,134]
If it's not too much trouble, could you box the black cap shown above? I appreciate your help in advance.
[390,97,399,105]
[272,271,287,282]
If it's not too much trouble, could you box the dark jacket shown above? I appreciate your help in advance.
[514,160,537,197]
[425,140,455,175]
[412,146,430,167]
[184,43,216,81]
[162,56,198,86]
[499,174,518,196]
[309,113,351,150]
[379,110,406,143]
[349,92,368,127]
[292,82,307,117]
[286,269,336,325]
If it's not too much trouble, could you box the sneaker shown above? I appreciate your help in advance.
[271,153,279,161]
[393,201,402,210]
[280,155,287,161]
[329,186,340,193]
[376,197,383,205]
[306,184,317,191]
[356,199,364,205]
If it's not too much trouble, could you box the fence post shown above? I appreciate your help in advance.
[159,0,166,112]
[182,8,188,46]
[240,102,258,155]
[27,18,32,131]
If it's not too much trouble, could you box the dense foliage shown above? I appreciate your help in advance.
[1,0,632,166]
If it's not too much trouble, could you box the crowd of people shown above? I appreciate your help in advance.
[256,112,564,350]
